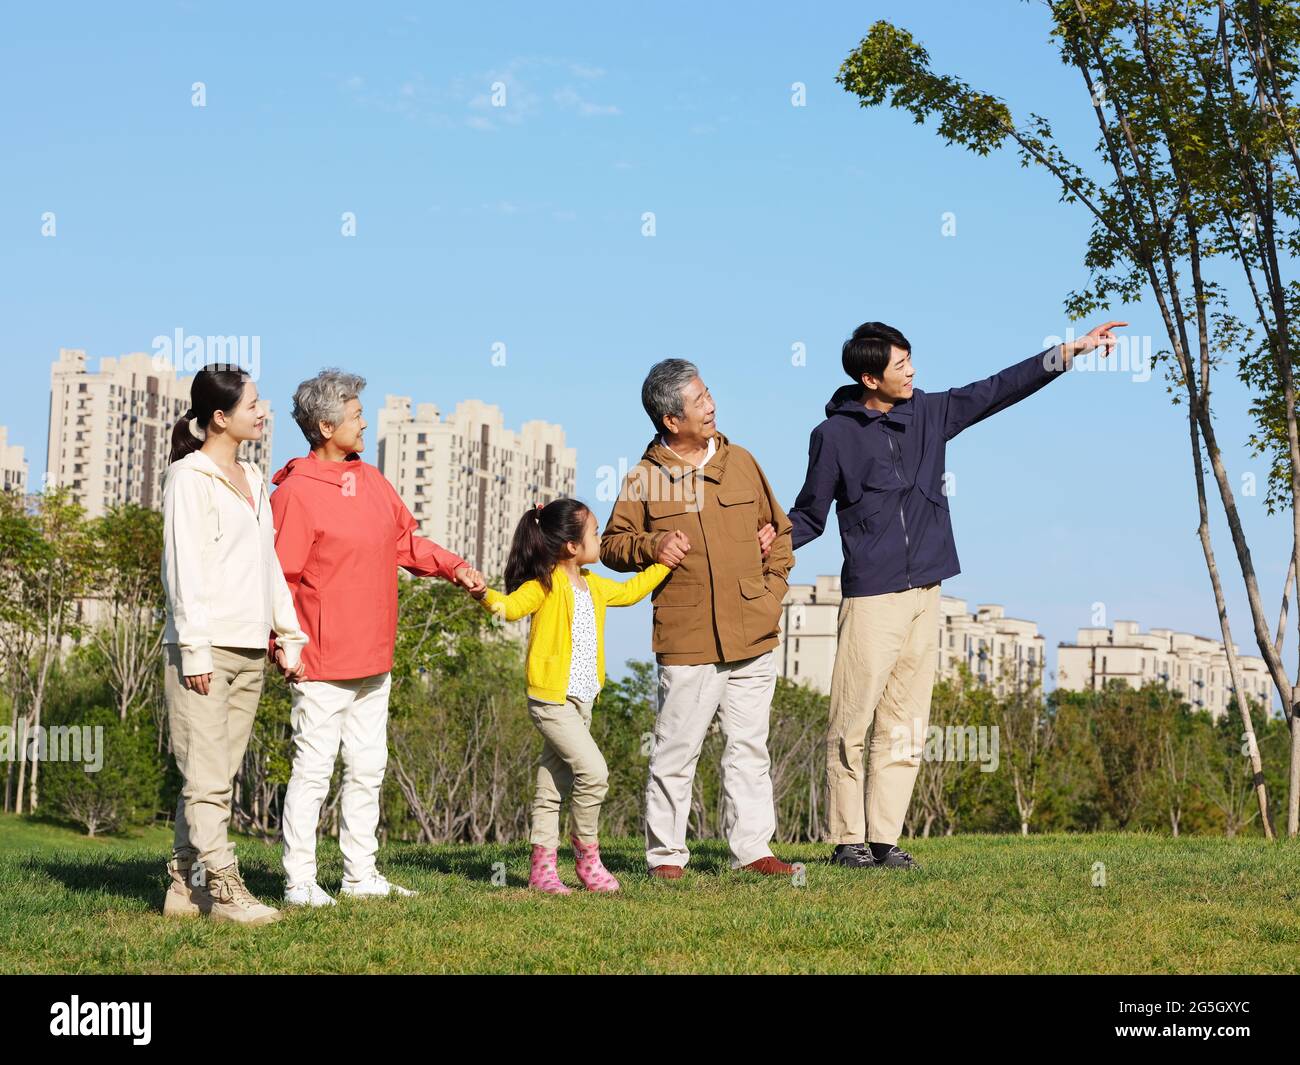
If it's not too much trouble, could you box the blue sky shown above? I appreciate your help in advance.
[0,1,1292,701]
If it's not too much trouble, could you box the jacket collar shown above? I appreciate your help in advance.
[549,563,593,595]
[271,449,362,487]
[642,430,730,485]
[174,448,264,491]
[825,384,915,426]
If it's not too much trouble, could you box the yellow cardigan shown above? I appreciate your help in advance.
[481,562,671,704]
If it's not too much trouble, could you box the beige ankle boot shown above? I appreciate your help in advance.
[162,855,211,918]
[205,860,282,926]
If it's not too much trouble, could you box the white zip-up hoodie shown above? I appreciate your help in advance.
[162,449,308,676]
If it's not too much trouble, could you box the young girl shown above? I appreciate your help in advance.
[161,365,308,925]
[473,498,677,894]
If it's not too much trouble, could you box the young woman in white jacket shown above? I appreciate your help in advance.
[160,364,308,926]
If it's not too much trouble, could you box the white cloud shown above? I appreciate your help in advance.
[338,57,619,131]
[554,85,621,117]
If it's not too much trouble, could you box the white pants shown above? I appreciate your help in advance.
[281,672,392,888]
[645,651,778,870]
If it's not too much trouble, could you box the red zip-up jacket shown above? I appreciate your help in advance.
[269,452,468,681]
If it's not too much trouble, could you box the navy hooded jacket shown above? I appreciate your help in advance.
[788,346,1069,598]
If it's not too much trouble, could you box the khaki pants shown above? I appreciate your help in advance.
[528,695,607,848]
[645,650,778,871]
[826,582,940,845]
[165,644,266,871]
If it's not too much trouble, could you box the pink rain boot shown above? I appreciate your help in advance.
[571,837,620,893]
[529,845,572,895]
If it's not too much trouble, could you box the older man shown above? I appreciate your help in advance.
[601,359,794,878]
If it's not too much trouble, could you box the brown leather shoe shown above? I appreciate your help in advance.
[648,865,684,880]
[741,856,796,876]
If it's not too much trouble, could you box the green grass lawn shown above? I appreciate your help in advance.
[2,812,1297,974]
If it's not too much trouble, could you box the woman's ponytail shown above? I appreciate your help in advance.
[168,364,251,465]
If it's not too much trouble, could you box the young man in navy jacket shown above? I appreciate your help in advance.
[788,319,1124,868]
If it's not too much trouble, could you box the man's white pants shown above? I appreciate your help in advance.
[645,650,778,870]
[282,672,392,888]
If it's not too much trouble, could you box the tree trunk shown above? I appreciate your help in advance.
[14,712,28,816]
[1291,715,1300,838]
[1186,416,1274,838]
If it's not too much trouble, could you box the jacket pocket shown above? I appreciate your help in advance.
[738,574,780,645]
[838,492,888,564]
[919,478,951,510]
[648,498,692,521]
[303,596,325,667]
[651,577,707,653]
[647,497,696,547]
[717,487,762,544]
[527,653,562,693]
[838,492,887,536]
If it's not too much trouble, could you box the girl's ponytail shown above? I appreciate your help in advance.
[503,498,590,593]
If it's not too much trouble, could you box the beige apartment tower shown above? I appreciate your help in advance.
[777,576,1046,697]
[46,348,274,517]
[376,395,576,580]
[1057,620,1273,718]
[0,426,28,495]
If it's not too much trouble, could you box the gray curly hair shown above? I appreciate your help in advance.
[292,369,367,448]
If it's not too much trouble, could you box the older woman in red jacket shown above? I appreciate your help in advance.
[271,370,484,907]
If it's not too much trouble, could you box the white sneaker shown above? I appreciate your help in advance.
[284,881,338,908]
[339,873,417,899]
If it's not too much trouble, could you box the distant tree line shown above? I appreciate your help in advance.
[0,492,1286,840]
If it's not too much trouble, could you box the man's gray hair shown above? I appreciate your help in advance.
[641,358,700,434]
[292,369,367,448]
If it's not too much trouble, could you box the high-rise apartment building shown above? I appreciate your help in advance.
[376,395,576,578]
[1058,620,1273,718]
[777,575,1046,697]
[0,426,28,495]
[46,348,273,517]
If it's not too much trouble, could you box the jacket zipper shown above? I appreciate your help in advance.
[212,466,264,541]
[886,432,912,588]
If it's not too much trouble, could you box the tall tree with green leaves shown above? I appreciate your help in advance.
[0,489,92,813]
[88,504,165,722]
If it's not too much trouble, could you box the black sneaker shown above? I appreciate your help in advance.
[829,843,878,868]
[873,845,920,870]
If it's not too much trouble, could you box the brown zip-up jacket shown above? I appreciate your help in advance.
[599,431,794,666]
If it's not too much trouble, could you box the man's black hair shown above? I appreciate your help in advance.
[842,322,912,384]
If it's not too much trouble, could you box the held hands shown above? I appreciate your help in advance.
[275,646,307,683]
[655,529,691,569]
[1061,320,1127,366]
[453,563,488,598]
[654,524,773,568]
